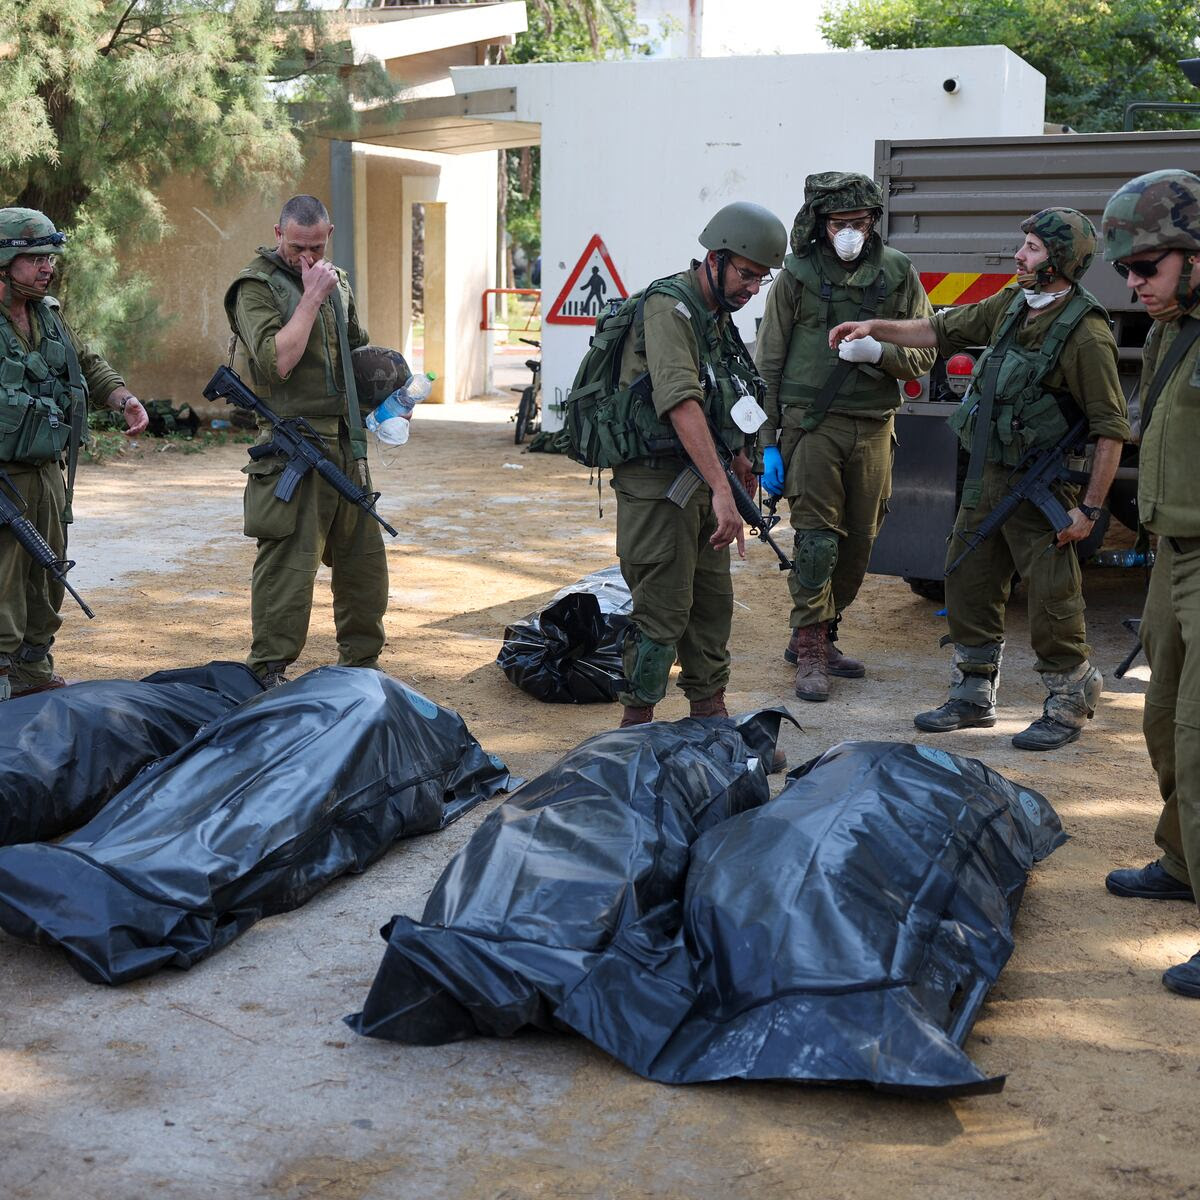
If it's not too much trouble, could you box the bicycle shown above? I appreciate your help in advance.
[511,337,541,444]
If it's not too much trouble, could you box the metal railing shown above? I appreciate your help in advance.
[480,288,541,332]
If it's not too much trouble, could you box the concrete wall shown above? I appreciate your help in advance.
[453,45,1047,430]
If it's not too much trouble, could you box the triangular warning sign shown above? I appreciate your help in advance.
[545,234,628,326]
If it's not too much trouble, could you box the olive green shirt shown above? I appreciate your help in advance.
[931,285,1130,443]
[0,298,124,404]
[1137,316,1200,536]
[618,268,727,419]
[755,244,936,445]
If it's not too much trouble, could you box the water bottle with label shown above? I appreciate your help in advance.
[365,372,435,446]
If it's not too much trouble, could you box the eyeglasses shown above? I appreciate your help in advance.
[826,216,874,234]
[728,263,773,287]
[23,254,56,268]
[1113,249,1172,280]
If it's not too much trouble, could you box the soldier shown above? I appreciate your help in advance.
[0,208,147,701]
[611,202,788,733]
[225,195,388,687]
[1100,169,1200,997]
[755,172,936,701]
[831,209,1129,750]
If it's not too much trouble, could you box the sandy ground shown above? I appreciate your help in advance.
[2,383,1198,1200]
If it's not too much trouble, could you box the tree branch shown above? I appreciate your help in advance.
[102,0,142,56]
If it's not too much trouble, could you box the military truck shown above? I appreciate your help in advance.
[866,129,1200,599]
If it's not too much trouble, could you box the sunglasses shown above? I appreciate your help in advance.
[1113,249,1172,280]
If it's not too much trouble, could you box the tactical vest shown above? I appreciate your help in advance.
[947,286,1103,469]
[778,243,913,421]
[223,253,354,422]
[0,299,86,466]
[567,275,760,469]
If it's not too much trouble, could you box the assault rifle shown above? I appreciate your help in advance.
[203,366,398,538]
[663,427,794,572]
[0,469,94,618]
[946,418,1088,577]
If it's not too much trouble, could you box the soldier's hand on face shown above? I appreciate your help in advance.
[300,254,339,303]
[828,320,871,351]
[710,486,746,558]
[1056,507,1096,547]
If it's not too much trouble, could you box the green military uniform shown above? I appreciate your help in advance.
[756,183,935,634]
[226,247,387,677]
[612,267,759,707]
[0,296,123,694]
[932,284,1128,677]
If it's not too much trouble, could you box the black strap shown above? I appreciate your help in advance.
[46,309,87,527]
[1140,316,1200,438]
[800,270,889,433]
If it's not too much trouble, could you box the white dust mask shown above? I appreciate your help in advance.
[833,228,866,261]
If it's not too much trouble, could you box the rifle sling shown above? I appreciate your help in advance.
[1140,315,1200,438]
[331,289,368,471]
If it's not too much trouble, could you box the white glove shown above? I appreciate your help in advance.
[837,335,884,365]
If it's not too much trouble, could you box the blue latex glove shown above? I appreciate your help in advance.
[761,445,785,496]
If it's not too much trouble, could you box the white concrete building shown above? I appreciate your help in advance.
[438,45,1045,428]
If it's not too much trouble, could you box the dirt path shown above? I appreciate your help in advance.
[2,399,1196,1200]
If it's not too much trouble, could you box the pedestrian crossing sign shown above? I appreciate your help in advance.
[545,234,628,326]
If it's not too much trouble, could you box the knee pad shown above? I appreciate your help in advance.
[792,530,839,591]
[621,628,676,706]
[15,639,52,665]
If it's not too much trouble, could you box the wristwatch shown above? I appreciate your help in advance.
[1079,503,1103,522]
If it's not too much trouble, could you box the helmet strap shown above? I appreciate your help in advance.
[704,250,738,313]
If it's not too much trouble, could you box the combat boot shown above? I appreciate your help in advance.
[914,641,1001,733]
[1012,661,1102,751]
[9,674,67,697]
[689,688,787,773]
[619,704,654,727]
[826,616,865,679]
[260,661,289,690]
[793,622,829,703]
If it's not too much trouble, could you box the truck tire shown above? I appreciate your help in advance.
[905,577,945,603]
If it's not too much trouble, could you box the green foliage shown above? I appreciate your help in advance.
[0,0,395,362]
[819,0,1200,133]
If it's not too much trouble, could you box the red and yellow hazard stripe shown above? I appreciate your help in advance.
[920,272,1015,305]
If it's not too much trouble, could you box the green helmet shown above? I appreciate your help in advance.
[1101,169,1200,261]
[698,202,787,269]
[790,171,884,255]
[1020,208,1096,284]
[0,208,66,268]
[352,345,412,406]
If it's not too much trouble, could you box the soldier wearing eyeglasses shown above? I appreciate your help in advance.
[0,208,147,702]
[754,172,936,703]
[831,208,1128,750]
[1101,169,1200,998]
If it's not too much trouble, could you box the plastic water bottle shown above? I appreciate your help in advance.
[1092,548,1155,568]
[365,372,435,446]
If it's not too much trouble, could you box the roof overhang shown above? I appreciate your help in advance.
[322,88,539,154]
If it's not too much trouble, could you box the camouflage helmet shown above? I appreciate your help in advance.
[698,202,788,269]
[352,345,412,406]
[790,172,885,256]
[0,208,66,268]
[1101,169,1200,261]
[1020,208,1096,283]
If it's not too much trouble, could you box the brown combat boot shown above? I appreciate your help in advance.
[793,622,829,703]
[825,632,865,679]
[689,689,729,719]
[619,704,655,727]
[10,674,67,697]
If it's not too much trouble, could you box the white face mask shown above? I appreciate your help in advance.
[833,228,866,261]
[1021,288,1060,309]
[730,392,768,434]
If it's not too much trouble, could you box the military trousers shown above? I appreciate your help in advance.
[945,461,1089,676]
[1141,537,1200,894]
[781,412,893,629]
[243,427,388,675]
[612,462,732,705]
[0,460,65,687]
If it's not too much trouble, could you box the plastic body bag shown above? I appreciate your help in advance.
[0,667,511,984]
[496,566,632,703]
[0,662,263,846]
[346,710,791,1041]
[348,738,1063,1097]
